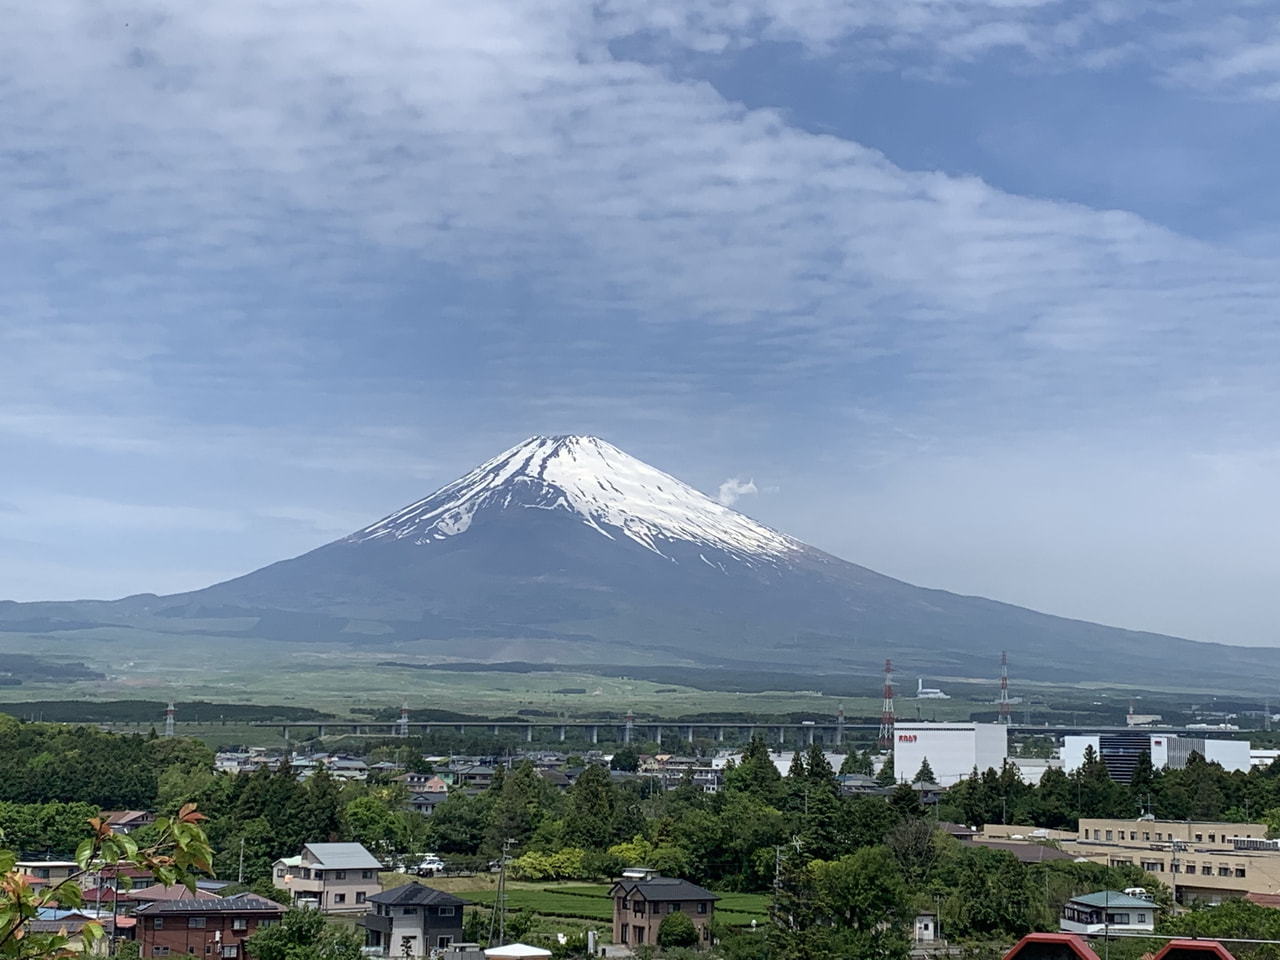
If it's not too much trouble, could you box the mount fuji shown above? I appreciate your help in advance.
[6,435,1280,686]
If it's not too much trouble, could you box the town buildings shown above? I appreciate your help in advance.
[134,893,286,959]
[1059,891,1156,936]
[359,883,469,957]
[892,722,1009,787]
[609,873,717,948]
[272,843,383,913]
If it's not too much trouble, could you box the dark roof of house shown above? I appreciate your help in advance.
[610,877,719,902]
[134,893,287,915]
[975,840,1073,863]
[368,883,472,907]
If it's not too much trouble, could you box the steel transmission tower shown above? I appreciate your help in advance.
[998,651,1011,724]
[878,659,895,749]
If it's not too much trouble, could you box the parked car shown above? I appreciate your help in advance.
[415,856,446,876]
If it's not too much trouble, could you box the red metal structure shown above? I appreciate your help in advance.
[878,659,895,749]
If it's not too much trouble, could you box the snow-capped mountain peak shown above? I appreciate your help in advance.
[346,435,802,563]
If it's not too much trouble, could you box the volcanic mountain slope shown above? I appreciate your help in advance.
[5,435,1280,686]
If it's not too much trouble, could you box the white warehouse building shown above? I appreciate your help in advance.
[893,722,1009,786]
[1062,734,1250,782]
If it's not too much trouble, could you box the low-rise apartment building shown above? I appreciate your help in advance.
[272,843,383,913]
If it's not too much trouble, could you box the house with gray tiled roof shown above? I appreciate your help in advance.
[272,842,383,914]
[359,883,471,957]
[610,874,717,948]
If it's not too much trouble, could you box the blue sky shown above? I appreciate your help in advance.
[4,0,1280,646]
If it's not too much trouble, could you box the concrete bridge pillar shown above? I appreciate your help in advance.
[717,727,725,742]
[557,725,565,742]
[490,725,499,735]
[685,725,695,743]
[777,726,785,745]
[526,725,533,742]
[317,724,325,737]
[654,726,662,746]
[589,725,598,744]
[805,726,815,746]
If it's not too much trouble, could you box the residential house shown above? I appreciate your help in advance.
[408,791,450,817]
[103,811,158,834]
[29,908,116,956]
[609,875,717,948]
[272,842,383,914]
[135,893,286,959]
[15,861,81,886]
[395,773,449,793]
[1059,891,1156,936]
[359,883,470,957]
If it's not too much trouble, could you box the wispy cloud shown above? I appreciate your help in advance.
[3,0,1280,638]
[717,478,759,506]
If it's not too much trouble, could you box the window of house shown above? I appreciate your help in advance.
[258,920,277,929]
[1106,913,1129,925]
[635,927,644,944]
[334,894,346,904]
[1093,830,1101,840]
[633,903,645,916]
[1195,834,1203,842]
[703,926,710,941]
[232,918,247,931]
[1209,834,1216,843]
[362,871,374,880]
[206,946,212,955]
[154,919,164,930]
[276,868,286,878]
[438,906,455,916]
[404,907,418,915]
[1156,833,1163,841]
[1105,830,1113,841]
[314,871,324,881]
[1218,866,1230,876]
[152,948,165,957]
[621,899,629,910]
[670,903,681,912]
[1130,831,1137,840]
[1143,832,1150,841]
[620,926,628,944]
[221,947,238,959]
[438,938,453,949]
[189,918,206,928]
[697,903,707,915]
[1202,865,1212,875]
[356,892,366,904]
[334,871,345,880]
[189,948,196,955]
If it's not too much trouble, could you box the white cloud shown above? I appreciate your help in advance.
[718,478,759,506]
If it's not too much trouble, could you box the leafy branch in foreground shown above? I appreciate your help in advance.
[0,803,212,959]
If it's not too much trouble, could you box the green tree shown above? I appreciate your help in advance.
[725,737,786,807]
[913,758,936,784]
[658,911,699,949]
[839,750,873,776]
[247,907,363,960]
[874,755,895,787]
[610,747,641,772]
[564,765,617,850]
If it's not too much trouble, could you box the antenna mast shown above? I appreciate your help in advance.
[878,659,895,749]
[998,652,1011,725]
[165,701,175,738]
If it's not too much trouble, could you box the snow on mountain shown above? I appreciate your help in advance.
[346,435,803,564]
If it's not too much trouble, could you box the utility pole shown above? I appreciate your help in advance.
[489,838,514,947]
[998,652,1011,725]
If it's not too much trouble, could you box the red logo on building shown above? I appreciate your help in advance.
[898,734,917,743]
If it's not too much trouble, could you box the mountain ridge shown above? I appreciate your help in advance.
[3,434,1280,689]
